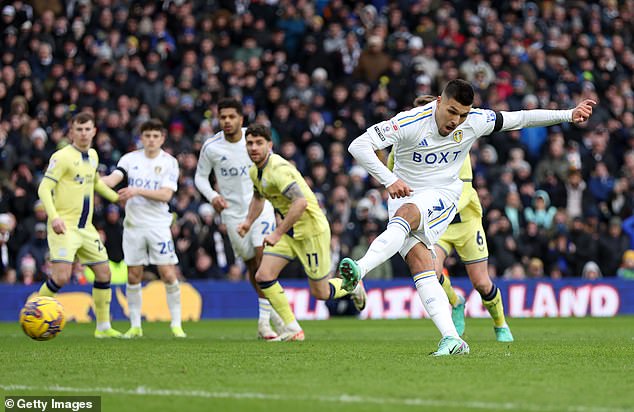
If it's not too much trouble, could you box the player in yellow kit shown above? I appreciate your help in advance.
[237,124,367,341]
[37,112,123,338]
[387,95,513,342]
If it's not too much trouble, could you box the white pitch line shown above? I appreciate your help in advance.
[0,384,630,412]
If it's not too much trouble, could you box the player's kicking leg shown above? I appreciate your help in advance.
[338,210,418,292]
[158,264,186,338]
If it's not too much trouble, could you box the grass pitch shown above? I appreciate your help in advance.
[1,317,633,412]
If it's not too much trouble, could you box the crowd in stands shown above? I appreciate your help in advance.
[1,0,634,285]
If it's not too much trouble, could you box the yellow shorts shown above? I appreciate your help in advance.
[436,217,488,265]
[48,224,109,265]
[264,229,331,280]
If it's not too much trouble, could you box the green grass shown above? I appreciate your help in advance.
[1,318,633,412]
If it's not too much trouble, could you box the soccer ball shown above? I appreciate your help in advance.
[20,296,66,341]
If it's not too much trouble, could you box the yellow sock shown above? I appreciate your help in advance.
[92,286,112,325]
[259,281,296,325]
[439,274,459,307]
[39,282,56,297]
[482,286,507,328]
[328,278,350,299]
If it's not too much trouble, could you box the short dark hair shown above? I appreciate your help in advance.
[140,118,165,134]
[218,98,243,116]
[441,79,474,106]
[245,123,271,141]
[71,112,95,125]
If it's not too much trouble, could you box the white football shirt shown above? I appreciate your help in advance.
[195,128,255,220]
[117,149,179,227]
[366,101,497,198]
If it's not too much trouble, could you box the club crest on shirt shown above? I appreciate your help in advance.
[154,166,162,174]
[452,130,463,143]
[261,178,267,188]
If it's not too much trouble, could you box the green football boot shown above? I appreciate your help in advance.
[431,336,470,356]
[338,258,361,292]
[494,326,514,342]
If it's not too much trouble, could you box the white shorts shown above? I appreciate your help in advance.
[122,225,179,266]
[387,188,459,258]
[225,201,276,261]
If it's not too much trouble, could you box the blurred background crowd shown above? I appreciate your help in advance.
[1,0,634,286]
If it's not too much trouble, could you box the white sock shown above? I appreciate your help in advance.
[126,283,142,328]
[97,322,111,332]
[165,280,182,328]
[287,320,302,332]
[414,271,459,338]
[270,307,285,330]
[357,217,410,278]
[258,297,272,323]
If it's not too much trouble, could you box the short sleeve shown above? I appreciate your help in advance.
[471,109,497,137]
[272,163,297,194]
[44,152,66,182]
[162,158,179,191]
[366,118,403,150]
[117,153,130,173]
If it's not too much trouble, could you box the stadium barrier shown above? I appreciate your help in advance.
[1,278,632,322]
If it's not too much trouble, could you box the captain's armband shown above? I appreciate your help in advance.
[282,182,305,201]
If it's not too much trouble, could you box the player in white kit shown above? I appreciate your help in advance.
[340,79,595,355]
[102,119,186,338]
[194,98,282,339]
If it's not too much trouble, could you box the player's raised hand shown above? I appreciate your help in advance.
[51,218,66,235]
[387,179,412,199]
[572,99,596,123]
[211,195,228,213]
[237,221,250,238]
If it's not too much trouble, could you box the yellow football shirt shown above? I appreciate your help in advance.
[250,153,328,239]
[42,145,102,228]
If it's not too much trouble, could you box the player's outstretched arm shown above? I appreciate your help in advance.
[94,177,119,203]
[100,171,124,188]
[498,99,596,132]
[237,190,265,238]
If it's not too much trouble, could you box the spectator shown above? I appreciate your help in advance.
[526,258,545,279]
[524,190,557,231]
[0,1,632,282]
[353,35,390,84]
[598,217,630,277]
[617,250,634,280]
[581,261,603,280]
